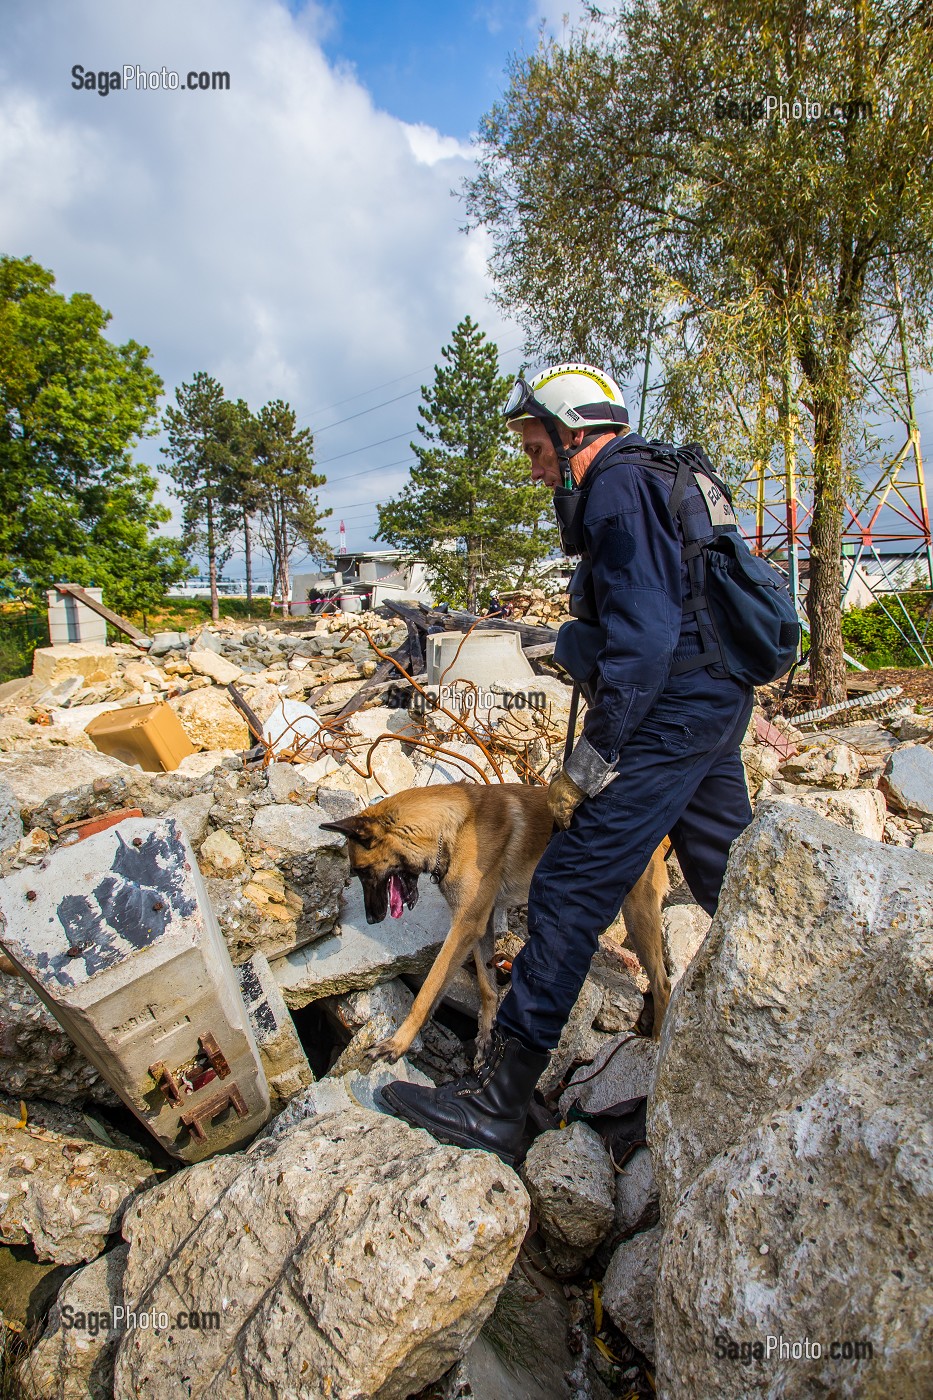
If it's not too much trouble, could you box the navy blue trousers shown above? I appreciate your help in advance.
[496,672,754,1052]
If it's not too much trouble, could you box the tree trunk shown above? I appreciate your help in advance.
[275,492,290,617]
[806,398,847,705]
[465,537,479,615]
[207,494,220,623]
[243,509,253,604]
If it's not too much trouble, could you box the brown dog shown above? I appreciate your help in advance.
[320,782,671,1063]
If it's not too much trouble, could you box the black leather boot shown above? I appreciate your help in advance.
[379,1027,549,1166]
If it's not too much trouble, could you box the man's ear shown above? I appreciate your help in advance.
[319,813,379,847]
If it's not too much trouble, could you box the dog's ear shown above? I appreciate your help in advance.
[318,814,380,848]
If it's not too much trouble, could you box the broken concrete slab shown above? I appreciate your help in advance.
[236,952,314,1108]
[187,650,243,685]
[765,784,887,840]
[0,816,270,1162]
[147,631,189,657]
[32,645,118,688]
[0,1095,157,1265]
[169,688,249,751]
[270,875,451,1008]
[0,749,134,815]
[880,743,933,821]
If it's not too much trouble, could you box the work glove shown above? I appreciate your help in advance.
[547,769,586,830]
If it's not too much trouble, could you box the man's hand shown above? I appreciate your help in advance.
[547,770,586,829]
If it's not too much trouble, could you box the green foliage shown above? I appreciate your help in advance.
[0,255,188,614]
[376,317,557,612]
[841,591,933,669]
[466,1,933,697]
[162,373,242,618]
[0,606,46,683]
[252,399,330,608]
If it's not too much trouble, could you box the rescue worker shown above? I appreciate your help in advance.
[381,364,755,1162]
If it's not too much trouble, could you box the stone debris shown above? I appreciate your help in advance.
[880,741,933,821]
[649,801,933,1398]
[0,973,118,1107]
[0,1095,158,1265]
[114,1108,529,1400]
[326,978,423,1074]
[270,872,451,1008]
[18,1243,129,1400]
[1,625,932,1393]
[520,1123,615,1273]
[559,1035,658,1121]
[602,1223,662,1362]
[612,1144,659,1241]
[779,739,862,788]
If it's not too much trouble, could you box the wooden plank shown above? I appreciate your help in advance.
[226,683,266,743]
[54,583,150,644]
[331,640,412,723]
[382,599,558,651]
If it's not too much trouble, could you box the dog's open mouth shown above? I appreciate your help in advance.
[387,871,419,920]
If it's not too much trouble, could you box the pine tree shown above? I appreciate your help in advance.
[252,400,330,615]
[377,317,557,612]
[219,398,263,605]
[162,373,240,622]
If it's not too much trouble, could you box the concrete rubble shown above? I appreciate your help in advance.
[649,802,933,1397]
[0,1096,158,1265]
[0,616,931,1394]
[113,1108,529,1400]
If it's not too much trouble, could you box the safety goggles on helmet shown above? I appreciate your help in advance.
[503,376,545,421]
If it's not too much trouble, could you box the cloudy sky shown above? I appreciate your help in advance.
[0,0,587,573]
[3,0,929,587]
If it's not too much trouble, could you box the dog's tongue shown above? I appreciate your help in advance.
[388,874,404,920]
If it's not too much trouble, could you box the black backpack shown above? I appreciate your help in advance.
[553,440,801,690]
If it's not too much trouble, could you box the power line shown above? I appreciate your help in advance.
[313,388,420,434]
[295,338,526,426]
[316,430,416,467]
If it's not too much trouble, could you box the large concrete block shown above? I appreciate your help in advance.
[0,817,270,1161]
[426,630,535,687]
[32,643,118,687]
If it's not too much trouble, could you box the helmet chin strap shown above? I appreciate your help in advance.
[541,416,577,488]
[542,419,613,488]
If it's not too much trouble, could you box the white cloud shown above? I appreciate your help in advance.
[529,0,592,40]
[401,123,474,167]
[0,0,521,558]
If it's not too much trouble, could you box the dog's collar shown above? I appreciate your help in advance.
[429,834,447,884]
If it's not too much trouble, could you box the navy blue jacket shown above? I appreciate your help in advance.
[562,433,703,795]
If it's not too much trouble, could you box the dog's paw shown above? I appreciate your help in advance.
[366,1035,404,1065]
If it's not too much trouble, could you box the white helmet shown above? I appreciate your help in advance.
[504,363,628,433]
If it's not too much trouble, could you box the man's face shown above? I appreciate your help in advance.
[519,418,573,489]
